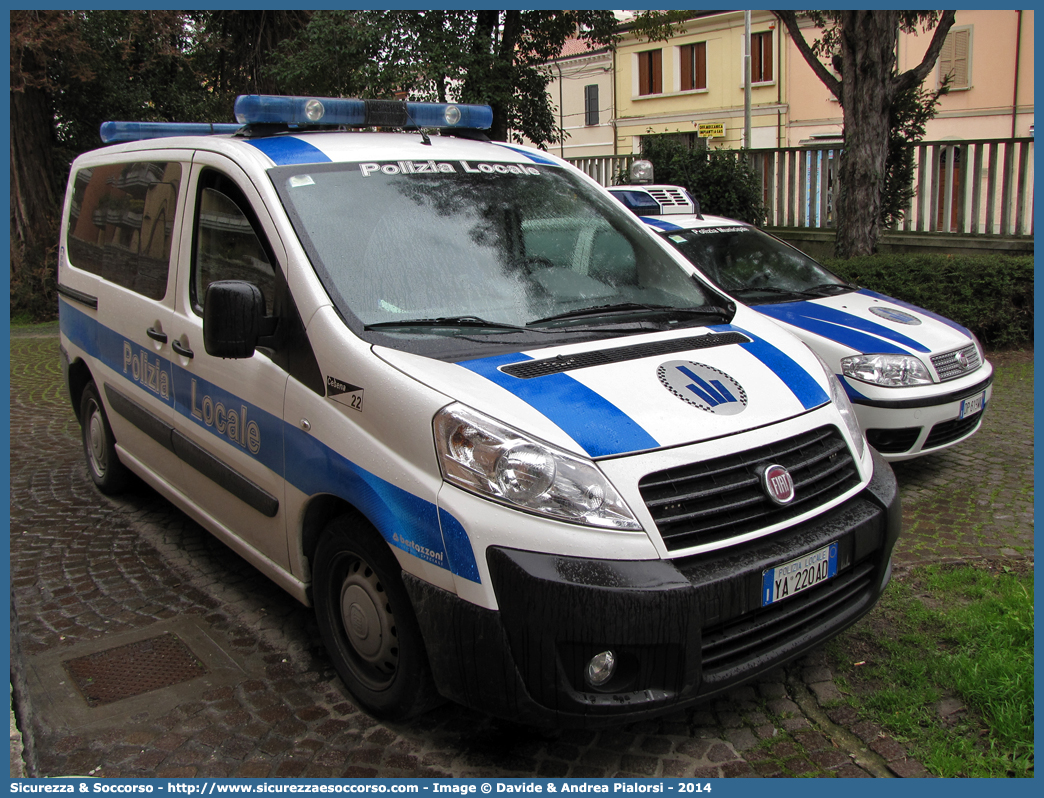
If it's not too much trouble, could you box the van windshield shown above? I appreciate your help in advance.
[271,160,722,348]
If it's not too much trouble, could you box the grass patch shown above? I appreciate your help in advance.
[827,561,1033,777]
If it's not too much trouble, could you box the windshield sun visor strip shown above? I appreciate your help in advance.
[458,351,660,458]
[246,136,332,166]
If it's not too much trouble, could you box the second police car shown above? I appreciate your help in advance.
[58,96,900,726]
[609,162,993,461]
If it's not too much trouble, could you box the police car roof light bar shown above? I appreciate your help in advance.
[100,121,243,144]
[233,95,493,131]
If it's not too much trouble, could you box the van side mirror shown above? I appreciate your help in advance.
[203,280,265,358]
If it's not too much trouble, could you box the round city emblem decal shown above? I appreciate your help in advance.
[658,360,748,415]
[761,464,796,505]
[869,306,921,325]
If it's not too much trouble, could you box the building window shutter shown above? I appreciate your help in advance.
[638,49,662,95]
[752,32,773,83]
[940,28,970,88]
[681,43,707,91]
[584,84,599,126]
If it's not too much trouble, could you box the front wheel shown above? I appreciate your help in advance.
[79,380,131,494]
[312,514,441,721]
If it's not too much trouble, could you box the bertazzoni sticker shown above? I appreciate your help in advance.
[658,360,748,415]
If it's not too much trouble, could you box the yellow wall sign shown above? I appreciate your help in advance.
[696,122,725,139]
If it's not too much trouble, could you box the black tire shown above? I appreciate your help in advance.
[79,381,131,494]
[313,513,442,721]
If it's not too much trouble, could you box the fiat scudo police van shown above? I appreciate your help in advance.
[59,95,900,726]
[610,163,993,461]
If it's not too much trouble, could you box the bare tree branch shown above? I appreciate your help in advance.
[894,11,956,94]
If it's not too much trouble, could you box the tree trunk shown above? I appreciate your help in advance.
[833,11,899,258]
[10,79,60,265]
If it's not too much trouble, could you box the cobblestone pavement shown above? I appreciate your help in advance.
[9,327,1033,779]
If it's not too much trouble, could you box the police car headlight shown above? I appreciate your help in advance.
[434,405,641,530]
[811,353,866,461]
[841,353,932,387]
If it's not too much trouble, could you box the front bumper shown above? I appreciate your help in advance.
[851,371,993,460]
[406,449,901,726]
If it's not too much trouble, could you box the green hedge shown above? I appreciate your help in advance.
[821,253,1034,349]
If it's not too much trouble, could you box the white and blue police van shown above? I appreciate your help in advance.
[58,96,900,726]
[610,162,993,461]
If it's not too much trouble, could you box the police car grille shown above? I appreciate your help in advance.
[924,410,984,450]
[931,344,980,381]
[500,332,750,379]
[700,560,875,675]
[639,426,860,551]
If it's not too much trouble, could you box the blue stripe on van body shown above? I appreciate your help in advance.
[58,298,479,582]
[753,300,930,354]
[711,324,829,410]
[457,351,660,458]
[858,289,973,338]
[246,136,332,165]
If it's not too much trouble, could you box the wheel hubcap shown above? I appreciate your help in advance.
[338,558,398,687]
[87,404,107,475]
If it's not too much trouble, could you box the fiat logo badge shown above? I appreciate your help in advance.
[955,350,971,370]
[761,464,796,505]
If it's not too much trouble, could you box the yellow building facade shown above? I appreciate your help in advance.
[540,10,1033,157]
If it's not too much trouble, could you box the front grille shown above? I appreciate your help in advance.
[500,332,749,379]
[701,561,875,674]
[931,344,981,381]
[924,410,984,449]
[639,426,860,551]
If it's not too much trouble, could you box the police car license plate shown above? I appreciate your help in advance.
[960,391,985,419]
[762,542,838,607]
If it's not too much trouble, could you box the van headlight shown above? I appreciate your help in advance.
[434,404,641,530]
[812,353,866,461]
[840,353,932,387]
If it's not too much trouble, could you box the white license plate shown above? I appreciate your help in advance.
[960,391,985,419]
[762,542,838,607]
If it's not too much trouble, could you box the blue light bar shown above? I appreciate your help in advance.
[233,95,493,130]
[100,121,242,144]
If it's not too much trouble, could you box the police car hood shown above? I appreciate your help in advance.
[754,289,976,358]
[375,310,832,459]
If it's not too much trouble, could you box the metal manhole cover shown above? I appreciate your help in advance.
[62,633,208,707]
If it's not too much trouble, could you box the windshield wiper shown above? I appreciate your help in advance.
[804,282,857,296]
[729,286,820,300]
[365,315,529,332]
[527,303,731,327]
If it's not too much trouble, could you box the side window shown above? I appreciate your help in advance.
[192,172,276,316]
[66,162,182,300]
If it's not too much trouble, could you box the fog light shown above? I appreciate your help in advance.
[585,650,616,687]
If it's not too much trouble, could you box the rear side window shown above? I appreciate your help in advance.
[66,162,182,300]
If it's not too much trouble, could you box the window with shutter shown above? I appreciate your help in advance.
[584,85,599,126]
[751,32,773,83]
[680,43,707,91]
[638,50,662,95]
[939,28,971,89]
